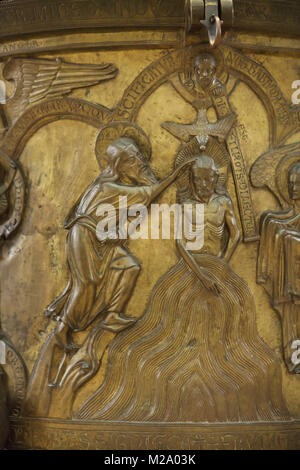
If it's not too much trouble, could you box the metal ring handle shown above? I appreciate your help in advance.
[208,15,222,48]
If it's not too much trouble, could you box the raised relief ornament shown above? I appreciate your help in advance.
[0,0,299,451]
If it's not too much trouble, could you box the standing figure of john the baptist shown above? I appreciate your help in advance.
[24,124,193,418]
[78,146,290,423]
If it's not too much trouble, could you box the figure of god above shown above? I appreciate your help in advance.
[0,26,300,450]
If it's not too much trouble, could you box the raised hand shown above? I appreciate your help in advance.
[172,158,196,180]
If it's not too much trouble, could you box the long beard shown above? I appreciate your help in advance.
[135,166,157,186]
[119,164,158,186]
[196,77,212,91]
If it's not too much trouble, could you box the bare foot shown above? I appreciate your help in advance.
[53,322,78,352]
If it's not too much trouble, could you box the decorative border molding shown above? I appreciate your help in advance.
[0,0,185,38]
[0,31,183,58]
[8,418,300,450]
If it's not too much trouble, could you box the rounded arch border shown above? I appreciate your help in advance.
[0,98,114,168]
[0,46,297,168]
[113,45,298,148]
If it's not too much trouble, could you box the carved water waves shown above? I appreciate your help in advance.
[0,34,299,449]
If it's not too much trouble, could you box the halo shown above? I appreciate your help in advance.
[178,45,227,99]
[276,153,300,204]
[174,136,230,197]
[95,121,152,169]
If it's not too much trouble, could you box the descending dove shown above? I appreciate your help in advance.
[161,108,236,148]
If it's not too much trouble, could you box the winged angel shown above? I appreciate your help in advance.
[0,57,117,128]
[0,57,118,242]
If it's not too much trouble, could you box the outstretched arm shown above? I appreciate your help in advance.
[223,198,240,262]
[148,160,195,202]
[176,239,219,295]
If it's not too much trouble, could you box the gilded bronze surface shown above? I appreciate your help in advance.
[23,132,193,419]
[0,364,8,448]
[254,156,300,374]
[0,1,300,39]
[0,0,300,451]
[0,328,27,449]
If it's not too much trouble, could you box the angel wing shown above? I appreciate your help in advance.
[2,57,118,126]
[250,142,300,208]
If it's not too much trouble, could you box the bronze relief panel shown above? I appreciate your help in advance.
[0,7,299,449]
